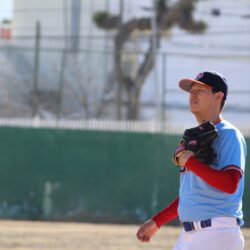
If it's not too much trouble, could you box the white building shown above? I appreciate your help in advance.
[141,0,250,126]
[12,0,114,49]
[1,0,250,124]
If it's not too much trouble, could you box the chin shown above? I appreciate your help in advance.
[190,107,200,115]
[190,106,197,112]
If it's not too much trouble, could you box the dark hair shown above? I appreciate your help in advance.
[212,88,226,111]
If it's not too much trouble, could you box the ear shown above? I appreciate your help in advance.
[215,92,224,101]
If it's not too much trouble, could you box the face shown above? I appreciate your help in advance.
[189,83,218,114]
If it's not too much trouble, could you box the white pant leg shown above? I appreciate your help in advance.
[173,218,244,250]
[172,229,188,250]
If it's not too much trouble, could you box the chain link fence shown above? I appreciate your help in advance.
[0,40,250,125]
[0,0,250,127]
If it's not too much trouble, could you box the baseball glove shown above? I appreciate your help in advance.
[173,121,218,166]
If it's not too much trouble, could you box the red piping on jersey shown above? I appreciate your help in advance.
[222,165,243,174]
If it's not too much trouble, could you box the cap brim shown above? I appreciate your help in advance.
[179,79,212,92]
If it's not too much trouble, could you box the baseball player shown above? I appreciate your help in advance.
[136,71,246,250]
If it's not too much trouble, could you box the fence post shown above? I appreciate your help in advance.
[57,49,67,119]
[161,52,167,131]
[32,21,41,118]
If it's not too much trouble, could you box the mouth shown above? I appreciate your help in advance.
[190,100,199,105]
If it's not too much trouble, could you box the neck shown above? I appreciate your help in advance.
[195,113,222,125]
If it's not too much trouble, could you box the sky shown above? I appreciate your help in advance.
[0,0,13,21]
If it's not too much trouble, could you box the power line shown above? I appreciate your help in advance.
[0,5,113,14]
[0,3,249,17]
[4,28,250,39]
[0,7,94,13]
[197,10,250,18]
[0,45,250,59]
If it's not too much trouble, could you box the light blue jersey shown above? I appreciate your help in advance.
[178,120,247,225]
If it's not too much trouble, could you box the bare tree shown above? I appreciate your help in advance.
[93,0,207,120]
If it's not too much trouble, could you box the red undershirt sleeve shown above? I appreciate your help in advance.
[185,156,241,194]
[152,197,179,228]
[151,157,241,228]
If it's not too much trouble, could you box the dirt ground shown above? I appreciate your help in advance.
[0,220,249,250]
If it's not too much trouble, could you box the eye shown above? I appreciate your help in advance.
[197,89,205,93]
[191,88,207,94]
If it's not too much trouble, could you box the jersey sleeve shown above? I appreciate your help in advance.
[216,129,246,173]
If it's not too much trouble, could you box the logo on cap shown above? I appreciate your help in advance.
[195,72,204,81]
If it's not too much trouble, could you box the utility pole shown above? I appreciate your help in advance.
[63,0,70,49]
[142,1,162,124]
[116,0,124,120]
[71,0,81,51]
[152,0,162,124]
[32,21,41,118]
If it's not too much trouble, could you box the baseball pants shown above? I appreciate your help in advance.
[173,217,244,250]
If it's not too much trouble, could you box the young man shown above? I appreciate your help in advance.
[136,71,246,250]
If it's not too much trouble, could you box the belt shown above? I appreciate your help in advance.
[182,219,212,232]
[182,217,240,232]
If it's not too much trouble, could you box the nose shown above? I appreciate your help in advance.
[190,89,198,96]
[189,91,199,103]
[189,90,197,99]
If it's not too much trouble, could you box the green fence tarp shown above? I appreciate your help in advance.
[0,127,249,225]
